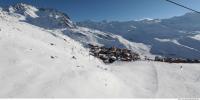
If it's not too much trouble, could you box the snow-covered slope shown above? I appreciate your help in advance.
[0,10,108,97]
[1,4,200,98]
[190,31,200,41]
[77,13,200,59]
[64,26,151,57]
[192,34,200,41]
[111,61,200,98]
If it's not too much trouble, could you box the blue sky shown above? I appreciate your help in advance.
[0,0,200,21]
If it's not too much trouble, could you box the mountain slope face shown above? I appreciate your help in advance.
[77,13,200,59]
[2,3,151,57]
[1,4,200,98]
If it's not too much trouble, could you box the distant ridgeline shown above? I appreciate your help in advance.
[88,44,200,64]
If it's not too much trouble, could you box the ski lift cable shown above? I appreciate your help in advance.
[165,0,200,14]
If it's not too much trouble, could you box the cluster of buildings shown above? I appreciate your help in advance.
[154,56,200,63]
[89,44,140,63]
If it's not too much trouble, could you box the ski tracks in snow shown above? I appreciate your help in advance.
[150,62,159,97]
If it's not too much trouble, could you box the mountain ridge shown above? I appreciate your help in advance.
[0,3,151,58]
[77,12,200,59]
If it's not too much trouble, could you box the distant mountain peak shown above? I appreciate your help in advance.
[8,3,39,18]
[136,18,161,24]
[9,3,38,13]
[4,3,74,29]
[12,3,37,9]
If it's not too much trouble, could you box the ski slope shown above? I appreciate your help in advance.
[0,4,200,98]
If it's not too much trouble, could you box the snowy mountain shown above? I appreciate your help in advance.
[0,3,200,98]
[5,3,74,29]
[77,13,200,59]
[1,3,151,57]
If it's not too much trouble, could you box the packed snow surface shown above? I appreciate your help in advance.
[0,7,200,98]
